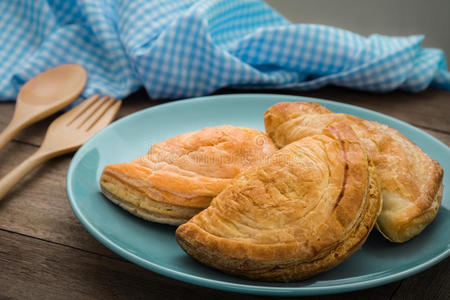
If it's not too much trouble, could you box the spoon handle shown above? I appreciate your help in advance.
[0,148,54,200]
[0,120,26,152]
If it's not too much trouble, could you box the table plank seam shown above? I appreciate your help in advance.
[389,279,404,300]
[415,125,450,135]
[10,138,40,148]
[0,227,127,263]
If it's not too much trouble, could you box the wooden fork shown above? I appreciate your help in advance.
[0,95,121,200]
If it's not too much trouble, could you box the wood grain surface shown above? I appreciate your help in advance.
[0,87,449,299]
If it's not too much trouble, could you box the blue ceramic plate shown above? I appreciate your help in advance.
[66,94,449,296]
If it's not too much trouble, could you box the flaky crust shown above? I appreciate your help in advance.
[264,102,444,242]
[176,123,381,282]
[100,174,201,225]
[100,125,277,225]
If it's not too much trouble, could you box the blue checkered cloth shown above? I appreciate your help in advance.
[1,0,449,101]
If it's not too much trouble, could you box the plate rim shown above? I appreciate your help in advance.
[66,93,450,296]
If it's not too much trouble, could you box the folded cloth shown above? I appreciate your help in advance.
[1,0,449,101]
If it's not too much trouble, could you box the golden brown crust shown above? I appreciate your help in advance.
[176,123,381,282]
[264,102,332,148]
[101,173,202,225]
[100,125,277,225]
[264,102,444,242]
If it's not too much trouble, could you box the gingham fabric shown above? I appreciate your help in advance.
[1,0,449,101]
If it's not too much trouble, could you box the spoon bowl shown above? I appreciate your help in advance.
[0,64,87,151]
[18,64,86,106]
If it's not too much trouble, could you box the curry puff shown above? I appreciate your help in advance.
[264,102,443,243]
[100,125,277,225]
[176,123,381,282]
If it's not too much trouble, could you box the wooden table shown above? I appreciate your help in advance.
[1,87,449,299]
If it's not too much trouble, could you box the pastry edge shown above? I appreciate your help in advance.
[100,174,204,226]
[375,182,443,243]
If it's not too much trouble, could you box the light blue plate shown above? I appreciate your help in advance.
[66,94,449,296]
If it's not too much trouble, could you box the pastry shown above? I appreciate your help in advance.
[264,102,443,242]
[176,123,381,282]
[100,125,277,225]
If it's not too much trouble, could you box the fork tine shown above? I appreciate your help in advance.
[66,94,100,125]
[72,96,110,128]
[83,97,115,130]
[87,100,122,133]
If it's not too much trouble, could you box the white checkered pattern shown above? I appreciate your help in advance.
[0,0,449,101]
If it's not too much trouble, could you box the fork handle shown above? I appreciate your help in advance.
[0,148,54,200]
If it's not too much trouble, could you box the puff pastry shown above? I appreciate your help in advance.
[264,102,443,242]
[176,123,381,282]
[100,125,277,225]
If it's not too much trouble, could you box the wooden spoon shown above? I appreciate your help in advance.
[0,64,87,152]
